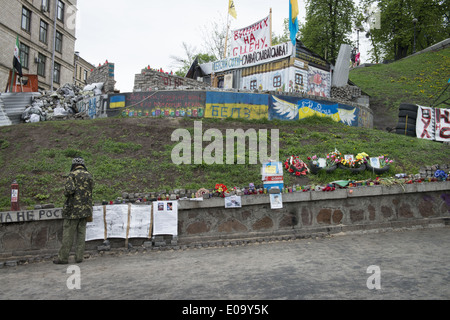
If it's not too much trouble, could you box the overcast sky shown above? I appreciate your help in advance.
[75,0,368,93]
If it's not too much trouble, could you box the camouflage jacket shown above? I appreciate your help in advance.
[63,166,94,219]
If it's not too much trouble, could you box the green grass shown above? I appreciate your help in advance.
[350,47,450,111]
[1,47,450,210]
[2,114,447,212]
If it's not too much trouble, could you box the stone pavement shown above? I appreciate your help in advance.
[0,225,449,304]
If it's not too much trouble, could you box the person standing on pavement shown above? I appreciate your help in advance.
[54,157,94,265]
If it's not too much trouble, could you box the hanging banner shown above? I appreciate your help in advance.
[435,107,450,142]
[231,15,271,57]
[213,42,292,73]
[416,106,435,140]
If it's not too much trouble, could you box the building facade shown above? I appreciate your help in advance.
[0,0,77,92]
[73,51,94,88]
[198,41,333,98]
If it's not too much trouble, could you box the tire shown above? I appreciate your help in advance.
[399,103,419,112]
[396,122,416,131]
[397,116,417,126]
[366,163,390,174]
[398,110,418,119]
[395,128,416,137]
[338,163,367,173]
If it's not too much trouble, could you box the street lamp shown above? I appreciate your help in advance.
[412,18,418,54]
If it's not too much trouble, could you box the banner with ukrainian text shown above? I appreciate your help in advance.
[230,15,271,57]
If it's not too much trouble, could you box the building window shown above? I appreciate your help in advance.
[57,1,65,22]
[53,62,61,83]
[38,54,46,77]
[273,76,282,88]
[21,7,32,32]
[41,0,50,12]
[55,31,63,53]
[83,70,88,81]
[250,80,257,90]
[19,43,30,69]
[39,20,48,44]
[295,73,303,85]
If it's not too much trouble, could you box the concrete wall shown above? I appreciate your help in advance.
[1,181,449,260]
[107,90,374,128]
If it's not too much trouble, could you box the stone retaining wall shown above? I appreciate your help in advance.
[1,182,449,261]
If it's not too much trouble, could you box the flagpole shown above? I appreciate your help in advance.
[270,8,273,46]
[224,10,230,59]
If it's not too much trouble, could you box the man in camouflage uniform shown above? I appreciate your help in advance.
[54,157,94,264]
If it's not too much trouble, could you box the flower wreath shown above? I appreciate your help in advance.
[284,156,310,176]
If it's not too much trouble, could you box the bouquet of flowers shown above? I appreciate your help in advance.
[326,150,342,167]
[340,152,368,168]
[284,156,310,176]
[215,184,228,197]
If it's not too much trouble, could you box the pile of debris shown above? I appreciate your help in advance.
[330,85,362,102]
[21,83,104,123]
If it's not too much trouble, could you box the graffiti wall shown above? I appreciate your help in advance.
[204,91,269,120]
[306,66,332,98]
[107,91,206,118]
[269,94,359,127]
[77,95,108,119]
[105,90,371,128]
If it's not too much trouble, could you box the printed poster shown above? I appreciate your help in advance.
[85,204,152,241]
[153,201,178,236]
[225,195,242,208]
[270,193,283,209]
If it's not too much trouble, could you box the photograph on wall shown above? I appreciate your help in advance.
[225,195,242,208]
[270,193,283,209]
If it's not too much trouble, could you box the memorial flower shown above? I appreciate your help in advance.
[284,156,310,176]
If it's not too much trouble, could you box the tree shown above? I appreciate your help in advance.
[170,42,216,77]
[299,0,356,64]
[361,0,450,61]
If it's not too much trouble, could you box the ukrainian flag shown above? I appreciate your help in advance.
[289,0,299,46]
[110,95,126,109]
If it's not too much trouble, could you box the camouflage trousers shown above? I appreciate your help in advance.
[58,218,87,263]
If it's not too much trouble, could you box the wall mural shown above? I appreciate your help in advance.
[107,91,206,118]
[307,66,331,98]
[269,94,359,127]
[105,91,367,128]
[204,91,269,120]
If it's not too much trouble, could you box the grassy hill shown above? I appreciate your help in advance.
[349,47,450,130]
[1,47,449,211]
[1,114,449,211]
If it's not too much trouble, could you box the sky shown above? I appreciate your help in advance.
[75,0,369,93]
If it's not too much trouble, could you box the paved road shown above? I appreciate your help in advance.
[1,226,449,305]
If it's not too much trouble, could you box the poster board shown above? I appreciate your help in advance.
[85,204,152,241]
[153,201,178,236]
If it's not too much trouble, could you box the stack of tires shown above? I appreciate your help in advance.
[395,103,418,137]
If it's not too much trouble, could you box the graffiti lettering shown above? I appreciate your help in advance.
[0,208,61,224]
